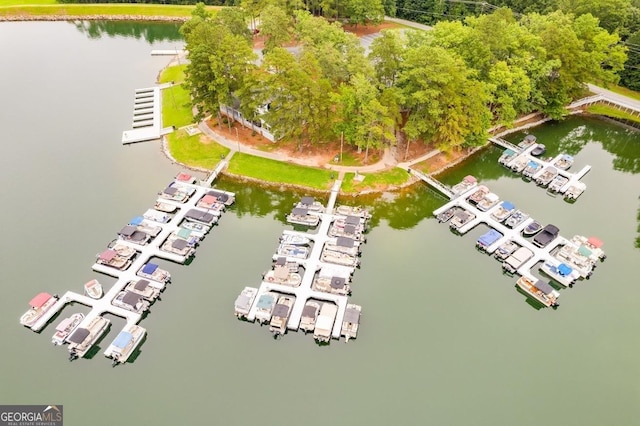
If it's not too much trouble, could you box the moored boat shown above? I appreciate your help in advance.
[467,185,489,204]
[279,233,311,246]
[341,304,361,342]
[570,235,606,261]
[184,208,219,226]
[264,266,302,287]
[504,210,529,229]
[299,300,321,333]
[143,208,173,224]
[535,166,558,187]
[522,160,542,179]
[509,155,529,173]
[553,154,574,170]
[128,217,162,238]
[547,175,569,193]
[531,143,546,157]
[436,206,461,223]
[51,313,84,345]
[312,275,351,296]
[540,260,581,287]
[112,291,151,313]
[196,194,225,212]
[206,189,235,206]
[321,249,359,267]
[234,287,258,318]
[104,324,146,366]
[286,207,320,227]
[476,229,503,252]
[269,295,295,336]
[296,196,324,213]
[118,225,151,246]
[137,263,171,284]
[154,200,179,213]
[175,172,196,184]
[522,220,542,236]
[84,279,103,299]
[277,244,309,259]
[516,276,559,308]
[451,175,477,196]
[125,279,161,301]
[314,303,338,343]
[324,236,360,257]
[335,205,371,219]
[533,224,560,248]
[181,221,212,236]
[490,201,515,223]
[96,249,132,271]
[564,182,586,200]
[477,193,500,212]
[255,292,278,324]
[494,240,519,260]
[160,232,197,258]
[20,293,58,328]
[68,316,111,360]
[158,185,190,203]
[502,247,534,274]
[518,134,537,149]
[449,210,476,230]
[498,149,518,166]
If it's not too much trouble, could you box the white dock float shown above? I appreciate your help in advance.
[122,87,167,144]
[151,49,186,56]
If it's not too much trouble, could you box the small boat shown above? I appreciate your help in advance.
[509,155,529,173]
[522,220,542,236]
[451,175,477,196]
[547,175,569,193]
[181,221,211,235]
[490,201,515,223]
[522,160,542,180]
[107,240,137,259]
[570,235,606,261]
[296,196,324,213]
[324,237,360,257]
[206,189,235,207]
[104,324,146,366]
[269,296,295,336]
[84,279,103,299]
[299,300,321,333]
[154,200,179,213]
[518,134,537,149]
[564,181,586,200]
[449,210,476,230]
[553,154,574,170]
[264,266,302,287]
[436,206,461,223]
[112,291,151,313]
[277,244,309,259]
[516,276,559,308]
[137,263,171,284]
[143,208,173,224]
[184,208,218,226]
[494,240,519,260]
[335,205,371,219]
[280,233,311,246]
[125,279,161,302]
[533,224,560,248]
[313,275,351,296]
[535,166,558,187]
[531,143,546,157]
[160,231,198,257]
[554,245,595,278]
[68,316,111,360]
[504,210,529,229]
[255,292,278,324]
[476,229,503,252]
[498,149,518,166]
[175,172,196,184]
[321,249,359,267]
[467,185,489,204]
[540,261,581,287]
[286,207,320,227]
[96,249,132,271]
[341,304,361,342]
[477,193,500,212]
[314,303,338,343]
[129,216,162,238]
[158,185,190,203]
[502,247,534,274]
[273,256,301,273]
[328,223,366,242]
[234,287,258,318]
[51,313,84,345]
[196,194,226,212]
[20,293,58,328]
[118,225,151,246]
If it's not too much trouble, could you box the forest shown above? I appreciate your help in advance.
[180,2,626,156]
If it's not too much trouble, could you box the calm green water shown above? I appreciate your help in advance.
[2,21,640,426]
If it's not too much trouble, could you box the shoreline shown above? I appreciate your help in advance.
[0,15,188,22]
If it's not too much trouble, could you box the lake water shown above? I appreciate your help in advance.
[1,21,640,426]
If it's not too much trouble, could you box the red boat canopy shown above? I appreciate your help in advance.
[587,237,603,248]
[98,250,117,262]
[175,172,193,182]
[463,175,477,183]
[201,194,216,204]
[29,292,52,308]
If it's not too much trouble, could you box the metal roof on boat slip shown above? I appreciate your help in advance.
[432,183,593,283]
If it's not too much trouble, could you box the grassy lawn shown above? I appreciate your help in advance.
[227,153,335,190]
[167,130,229,170]
[587,104,640,124]
[159,64,186,84]
[340,168,411,193]
[163,85,193,128]
[0,4,218,17]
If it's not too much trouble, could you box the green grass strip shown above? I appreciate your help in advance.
[167,130,230,169]
[162,84,193,128]
[0,4,219,17]
[228,153,335,190]
[587,104,640,125]
[341,167,411,193]
[159,64,186,84]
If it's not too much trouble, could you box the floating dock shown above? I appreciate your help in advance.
[121,87,174,144]
[242,178,364,341]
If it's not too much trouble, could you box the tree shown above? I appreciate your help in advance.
[557,0,632,34]
[344,0,385,26]
[214,7,252,41]
[259,5,292,53]
[620,31,640,90]
[369,29,406,88]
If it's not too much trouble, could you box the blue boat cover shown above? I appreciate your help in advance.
[527,161,539,168]
[562,154,574,161]
[558,263,573,276]
[503,149,515,155]
[142,263,158,274]
[130,216,144,226]
[477,229,503,246]
[113,331,133,349]
[500,201,515,211]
